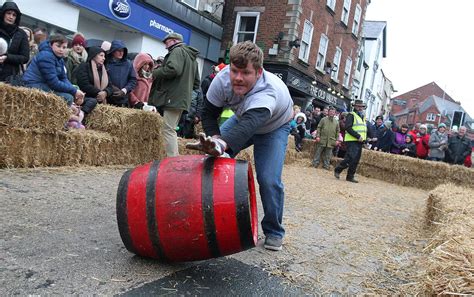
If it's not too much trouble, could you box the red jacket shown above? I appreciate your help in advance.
[408,130,419,142]
[415,133,430,158]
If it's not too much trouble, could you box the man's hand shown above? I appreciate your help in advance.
[96,91,107,102]
[315,137,320,143]
[186,133,227,156]
[74,90,84,105]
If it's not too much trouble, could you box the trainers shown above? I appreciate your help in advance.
[264,236,282,251]
[346,178,359,183]
[334,170,340,179]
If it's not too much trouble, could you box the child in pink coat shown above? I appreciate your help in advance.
[129,53,154,109]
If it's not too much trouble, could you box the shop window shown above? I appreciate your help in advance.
[352,4,361,36]
[233,12,260,44]
[341,0,351,25]
[343,57,352,88]
[316,34,328,71]
[426,113,436,121]
[298,20,313,63]
[327,0,336,11]
[180,0,199,9]
[331,47,342,81]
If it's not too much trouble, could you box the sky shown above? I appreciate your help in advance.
[365,0,474,117]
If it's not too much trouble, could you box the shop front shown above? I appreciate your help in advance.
[265,64,350,112]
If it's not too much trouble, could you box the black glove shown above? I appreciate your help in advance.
[186,133,226,156]
[134,102,144,109]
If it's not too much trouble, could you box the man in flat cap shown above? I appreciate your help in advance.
[334,99,373,183]
[150,32,200,157]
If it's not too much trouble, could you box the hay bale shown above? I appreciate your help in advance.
[86,104,163,140]
[357,149,474,190]
[421,183,474,295]
[0,83,69,131]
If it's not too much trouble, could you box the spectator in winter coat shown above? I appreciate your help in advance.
[447,126,472,165]
[415,124,430,159]
[106,40,137,107]
[428,123,448,161]
[129,52,154,109]
[65,33,87,85]
[391,123,409,154]
[74,46,113,114]
[373,121,393,152]
[312,106,340,169]
[19,26,35,66]
[22,34,84,106]
[401,134,416,157]
[149,32,200,157]
[408,122,421,142]
[0,1,29,82]
[290,112,307,152]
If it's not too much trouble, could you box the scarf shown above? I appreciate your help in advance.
[68,49,88,65]
[91,59,108,91]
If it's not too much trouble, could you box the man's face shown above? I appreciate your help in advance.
[459,127,467,137]
[165,38,179,49]
[354,105,365,112]
[34,31,47,44]
[230,61,262,96]
[328,109,336,117]
[322,108,329,116]
[376,119,383,126]
[112,49,124,60]
[438,127,446,133]
[3,10,17,25]
[51,41,68,57]
[313,108,321,116]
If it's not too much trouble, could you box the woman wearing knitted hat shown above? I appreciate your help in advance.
[65,33,87,84]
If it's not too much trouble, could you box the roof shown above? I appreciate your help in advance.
[363,21,386,39]
[419,95,473,122]
[363,21,387,57]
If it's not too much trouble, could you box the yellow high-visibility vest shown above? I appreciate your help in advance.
[344,112,367,141]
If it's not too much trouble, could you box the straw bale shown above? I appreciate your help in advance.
[0,83,69,131]
[421,183,474,295]
[357,149,474,190]
[86,104,163,140]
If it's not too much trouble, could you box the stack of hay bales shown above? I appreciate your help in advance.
[357,149,474,190]
[420,183,474,295]
[0,83,164,167]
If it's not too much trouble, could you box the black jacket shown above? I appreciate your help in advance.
[447,134,472,164]
[0,1,29,81]
[75,47,113,98]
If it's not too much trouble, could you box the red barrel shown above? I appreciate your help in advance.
[116,155,258,262]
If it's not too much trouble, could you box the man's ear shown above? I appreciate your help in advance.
[257,68,263,78]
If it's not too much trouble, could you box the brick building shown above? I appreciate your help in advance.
[390,82,473,133]
[220,0,370,111]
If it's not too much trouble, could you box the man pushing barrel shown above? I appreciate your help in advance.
[187,41,293,251]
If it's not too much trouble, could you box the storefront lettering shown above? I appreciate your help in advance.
[309,85,338,105]
[149,19,174,34]
[273,72,284,80]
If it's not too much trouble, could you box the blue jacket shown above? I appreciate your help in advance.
[22,40,77,95]
[105,40,136,92]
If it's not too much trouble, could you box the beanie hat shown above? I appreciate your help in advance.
[101,40,111,52]
[438,123,447,129]
[72,35,86,47]
[163,32,183,43]
[420,124,427,130]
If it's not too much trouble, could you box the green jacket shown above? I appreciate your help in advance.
[316,116,340,147]
[149,43,200,111]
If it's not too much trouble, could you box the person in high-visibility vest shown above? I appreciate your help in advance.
[334,99,371,183]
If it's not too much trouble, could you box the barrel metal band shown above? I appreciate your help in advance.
[234,160,253,250]
[146,160,168,261]
[116,169,136,254]
[202,157,221,258]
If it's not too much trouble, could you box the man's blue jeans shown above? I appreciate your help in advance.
[220,115,290,239]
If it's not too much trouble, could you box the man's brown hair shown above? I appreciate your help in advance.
[229,41,263,71]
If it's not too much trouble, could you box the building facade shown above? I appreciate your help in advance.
[220,0,370,112]
[6,0,225,77]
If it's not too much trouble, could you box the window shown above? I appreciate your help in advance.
[180,0,199,9]
[298,20,313,62]
[341,0,351,25]
[331,47,342,81]
[356,50,363,73]
[343,57,352,87]
[352,4,361,36]
[326,0,336,11]
[426,113,436,121]
[233,12,260,44]
[316,34,329,71]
